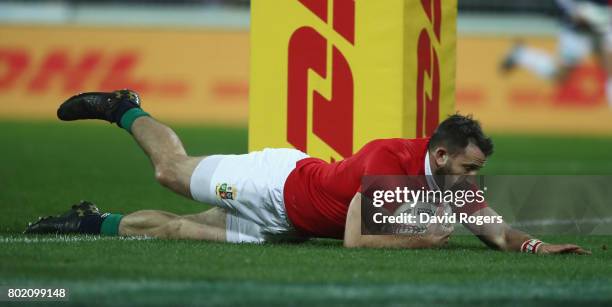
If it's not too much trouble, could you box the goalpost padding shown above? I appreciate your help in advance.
[249,0,457,161]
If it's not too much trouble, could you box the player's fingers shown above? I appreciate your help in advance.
[572,248,592,255]
[561,245,591,255]
[545,244,590,255]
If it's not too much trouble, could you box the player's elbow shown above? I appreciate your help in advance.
[343,238,362,248]
[343,233,379,248]
[343,231,366,248]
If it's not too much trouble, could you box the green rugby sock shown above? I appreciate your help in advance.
[119,108,150,134]
[100,214,123,236]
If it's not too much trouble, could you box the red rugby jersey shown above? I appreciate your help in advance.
[282,138,488,239]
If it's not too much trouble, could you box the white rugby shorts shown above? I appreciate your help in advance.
[189,148,309,243]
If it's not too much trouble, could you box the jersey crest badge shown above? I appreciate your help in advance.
[216,183,236,200]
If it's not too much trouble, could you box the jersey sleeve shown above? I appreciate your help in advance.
[359,144,410,196]
[363,144,407,176]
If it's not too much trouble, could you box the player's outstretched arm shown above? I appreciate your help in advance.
[343,193,448,249]
[464,207,591,255]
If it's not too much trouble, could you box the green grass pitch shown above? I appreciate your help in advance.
[0,120,611,306]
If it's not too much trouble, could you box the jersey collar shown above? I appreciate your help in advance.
[425,151,440,191]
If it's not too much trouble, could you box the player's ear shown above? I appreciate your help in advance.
[433,147,449,166]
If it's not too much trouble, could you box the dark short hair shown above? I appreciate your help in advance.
[428,114,494,157]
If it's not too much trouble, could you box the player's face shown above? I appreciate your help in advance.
[446,143,486,176]
[433,143,486,189]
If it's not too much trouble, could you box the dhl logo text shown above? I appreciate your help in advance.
[287,0,355,159]
[0,48,187,96]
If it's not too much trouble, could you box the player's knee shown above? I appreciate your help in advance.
[154,155,193,191]
[154,163,180,189]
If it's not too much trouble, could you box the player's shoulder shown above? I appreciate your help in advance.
[356,138,429,174]
[363,137,430,153]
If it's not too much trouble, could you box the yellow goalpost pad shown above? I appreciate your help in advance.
[249,0,456,161]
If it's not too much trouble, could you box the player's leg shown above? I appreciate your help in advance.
[500,41,558,79]
[118,207,226,241]
[501,27,592,81]
[51,90,250,242]
[606,54,612,107]
[604,29,612,107]
[555,27,593,81]
[24,200,227,242]
[130,116,202,198]
[56,89,203,199]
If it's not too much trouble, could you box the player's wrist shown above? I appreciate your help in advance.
[520,238,544,254]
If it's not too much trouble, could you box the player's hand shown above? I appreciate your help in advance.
[425,204,454,247]
[537,243,591,255]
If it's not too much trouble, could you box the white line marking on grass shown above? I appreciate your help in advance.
[487,161,612,173]
[510,216,612,227]
[3,216,611,244]
[0,235,153,244]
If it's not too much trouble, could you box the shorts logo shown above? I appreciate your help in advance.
[216,183,236,200]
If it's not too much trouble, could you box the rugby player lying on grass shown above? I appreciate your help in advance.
[25,90,590,255]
